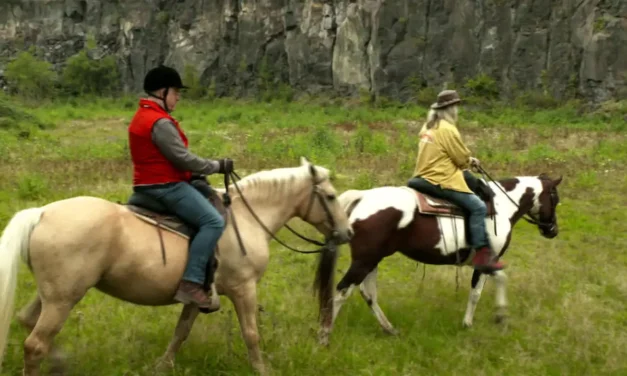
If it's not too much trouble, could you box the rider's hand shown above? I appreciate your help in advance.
[218,158,234,174]
[469,157,481,168]
[190,173,207,181]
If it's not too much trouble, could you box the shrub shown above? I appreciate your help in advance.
[182,64,206,100]
[4,50,57,100]
[463,73,499,101]
[61,49,120,96]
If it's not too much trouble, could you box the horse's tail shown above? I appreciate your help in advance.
[0,207,44,369]
[312,189,365,332]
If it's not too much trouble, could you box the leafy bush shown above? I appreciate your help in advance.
[61,50,120,96]
[463,73,499,101]
[4,50,57,100]
[182,64,206,100]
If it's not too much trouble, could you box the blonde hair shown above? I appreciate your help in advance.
[424,105,458,130]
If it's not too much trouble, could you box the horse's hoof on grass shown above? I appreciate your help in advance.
[317,328,332,347]
[154,357,175,374]
[49,350,68,376]
[383,327,399,336]
[462,320,473,328]
[495,313,507,324]
[318,334,330,347]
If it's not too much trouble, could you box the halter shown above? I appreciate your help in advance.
[475,165,557,233]
[220,168,340,256]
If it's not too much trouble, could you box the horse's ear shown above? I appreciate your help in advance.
[300,156,309,166]
[553,175,563,186]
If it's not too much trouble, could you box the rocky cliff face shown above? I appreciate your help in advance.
[0,0,625,102]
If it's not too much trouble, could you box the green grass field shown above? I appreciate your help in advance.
[0,95,626,375]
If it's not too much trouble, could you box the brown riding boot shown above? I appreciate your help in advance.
[472,246,505,273]
[174,280,218,311]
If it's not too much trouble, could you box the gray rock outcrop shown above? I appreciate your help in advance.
[0,0,624,102]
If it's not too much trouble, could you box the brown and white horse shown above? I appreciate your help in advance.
[0,157,352,376]
[318,172,562,343]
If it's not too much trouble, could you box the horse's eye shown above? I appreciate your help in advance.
[326,194,336,201]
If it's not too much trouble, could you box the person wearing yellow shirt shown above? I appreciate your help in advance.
[407,90,504,273]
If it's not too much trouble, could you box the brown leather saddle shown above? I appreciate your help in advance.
[415,191,496,217]
[125,182,227,240]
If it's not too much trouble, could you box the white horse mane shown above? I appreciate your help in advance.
[221,162,330,202]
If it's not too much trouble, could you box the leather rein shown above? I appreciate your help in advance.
[219,169,338,256]
[474,165,557,232]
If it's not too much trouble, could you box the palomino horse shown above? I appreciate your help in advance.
[0,157,353,375]
[317,170,561,343]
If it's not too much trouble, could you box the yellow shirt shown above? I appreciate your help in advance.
[412,119,472,193]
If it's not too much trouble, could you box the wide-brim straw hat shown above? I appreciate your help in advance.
[430,89,462,109]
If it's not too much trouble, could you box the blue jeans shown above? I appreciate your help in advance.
[407,176,489,249]
[137,182,225,285]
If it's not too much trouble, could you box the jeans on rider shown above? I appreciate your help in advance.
[137,182,225,285]
[407,176,489,249]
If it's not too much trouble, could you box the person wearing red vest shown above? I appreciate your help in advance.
[128,65,231,312]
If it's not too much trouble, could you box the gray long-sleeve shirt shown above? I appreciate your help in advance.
[151,118,220,175]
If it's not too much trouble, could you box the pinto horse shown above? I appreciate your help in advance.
[0,157,353,376]
[317,171,561,344]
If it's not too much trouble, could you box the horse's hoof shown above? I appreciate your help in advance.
[318,328,332,347]
[318,334,330,347]
[383,327,399,336]
[48,364,66,376]
[49,350,68,376]
[154,356,174,374]
[462,320,473,328]
[253,363,268,376]
[495,313,507,324]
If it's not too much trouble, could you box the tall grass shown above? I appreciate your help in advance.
[0,95,625,376]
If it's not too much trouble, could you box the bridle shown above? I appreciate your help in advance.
[220,168,341,256]
[475,165,558,233]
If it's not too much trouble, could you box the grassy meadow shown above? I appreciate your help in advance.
[0,93,626,376]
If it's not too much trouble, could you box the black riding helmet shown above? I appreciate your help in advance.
[143,65,188,112]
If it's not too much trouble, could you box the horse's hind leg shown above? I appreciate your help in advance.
[358,267,397,335]
[17,295,42,330]
[326,260,378,335]
[156,304,200,372]
[17,295,66,375]
[23,299,74,376]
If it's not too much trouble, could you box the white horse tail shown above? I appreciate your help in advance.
[0,207,44,369]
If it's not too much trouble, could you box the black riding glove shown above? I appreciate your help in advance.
[190,173,207,181]
[218,158,234,174]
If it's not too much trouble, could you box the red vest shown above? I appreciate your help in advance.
[128,99,192,185]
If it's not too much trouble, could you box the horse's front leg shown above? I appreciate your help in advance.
[156,304,200,372]
[492,270,508,323]
[462,269,508,327]
[229,281,265,375]
[462,270,488,328]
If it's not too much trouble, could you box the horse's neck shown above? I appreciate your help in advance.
[230,175,309,235]
[489,177,537,224]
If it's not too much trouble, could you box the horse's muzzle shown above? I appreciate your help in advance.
[332,228,354,244]
[541,223,558,238]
